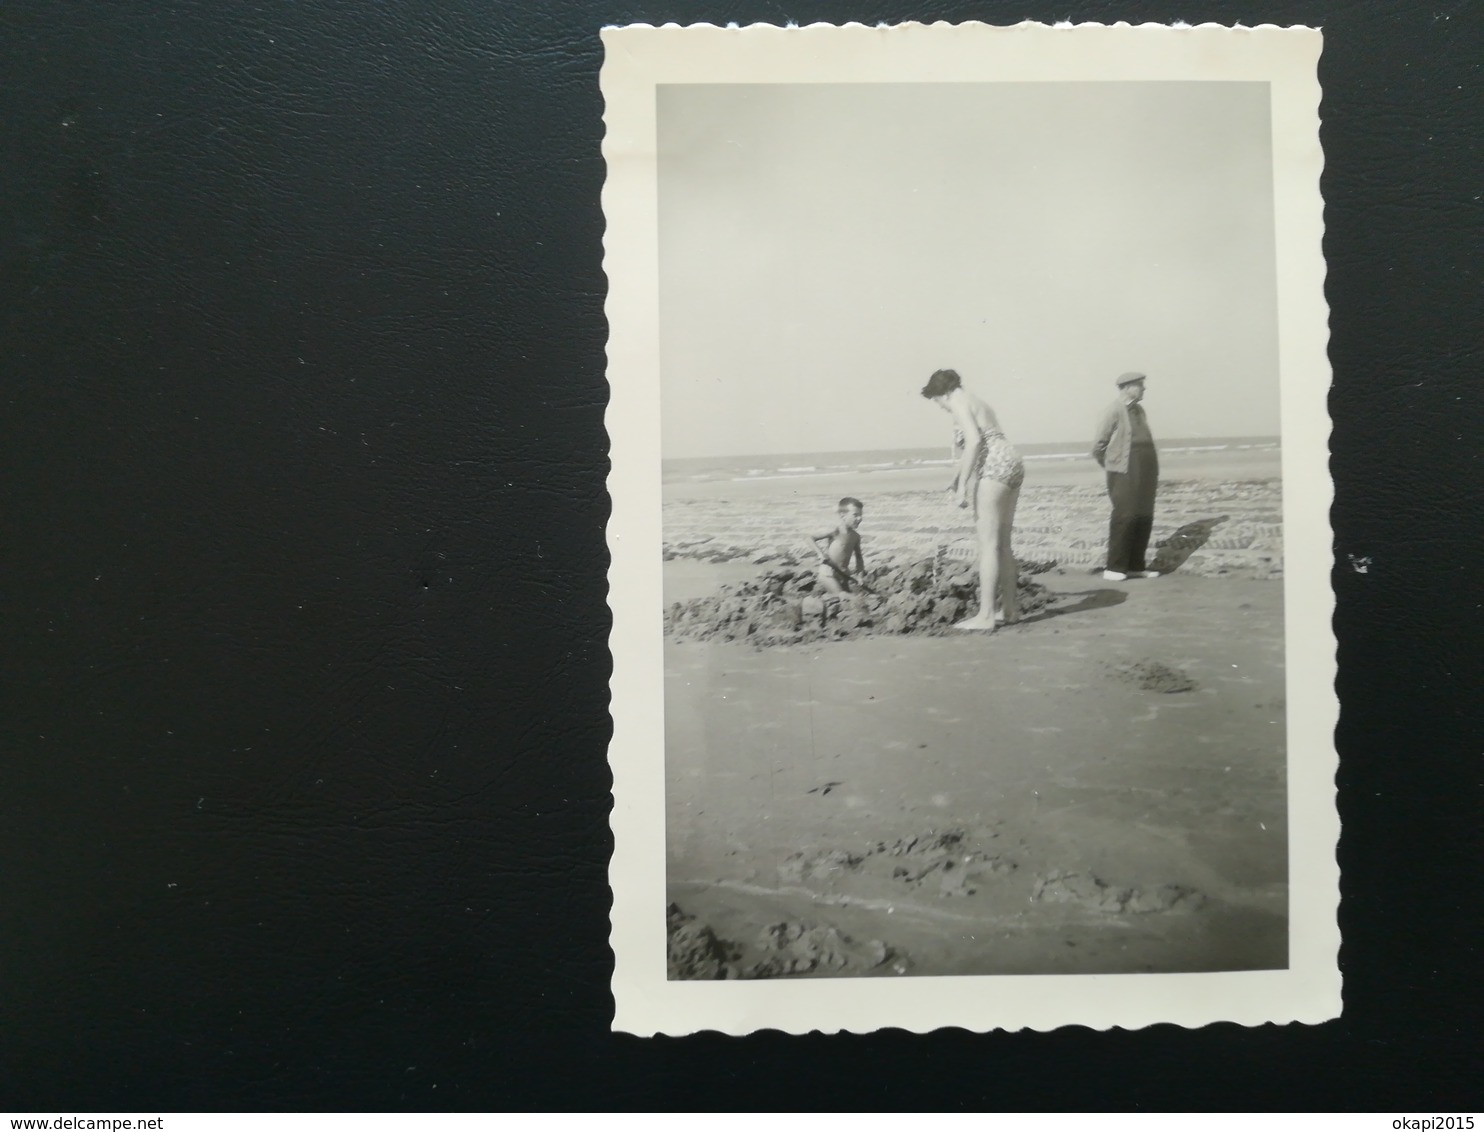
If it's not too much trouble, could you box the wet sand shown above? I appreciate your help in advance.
[663,570,1287,978]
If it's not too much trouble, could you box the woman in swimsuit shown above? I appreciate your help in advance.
[920,368,1025,631]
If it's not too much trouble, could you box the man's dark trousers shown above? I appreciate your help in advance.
[1106,443,1159,573]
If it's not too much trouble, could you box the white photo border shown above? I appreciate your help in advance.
[602,20,1338,1035]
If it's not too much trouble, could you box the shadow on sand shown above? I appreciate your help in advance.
[1021,586,1128,625]
[1149,515,1229,575]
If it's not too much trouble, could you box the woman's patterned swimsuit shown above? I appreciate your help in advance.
[956,427,1025,491]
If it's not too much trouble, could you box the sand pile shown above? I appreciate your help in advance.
[666,904,741,980]
[747,921,905,978]
[666,903,906,980]
[875,830,1018,898]
[1107,659,1199,693]
[1031,870,1205,914]
[780,828,1018,901]
[665,557,1053,647]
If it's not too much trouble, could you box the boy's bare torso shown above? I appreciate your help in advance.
[812,507,865,593]
[821,527,860,571]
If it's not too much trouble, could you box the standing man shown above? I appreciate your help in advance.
[1091,372,1161,581]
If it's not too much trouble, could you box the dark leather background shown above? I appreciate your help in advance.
[2,0,1479,1111]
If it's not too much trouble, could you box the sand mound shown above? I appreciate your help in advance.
[1031,870,1205,914]
[776,847,865,883]
[666,903,742,980]
[1107,659,1199,693]
[666,903,905,980]
[748,921,904,978]
[876,830,1018,898]
[665,558,1052,647]
[779,829,1018,900]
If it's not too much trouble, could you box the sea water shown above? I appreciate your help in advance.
[662,438,1280,487]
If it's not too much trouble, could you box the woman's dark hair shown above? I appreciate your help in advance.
[920,369,962,400]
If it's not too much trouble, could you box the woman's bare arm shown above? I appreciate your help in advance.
[948,431,964,493]
[950,403,983,505]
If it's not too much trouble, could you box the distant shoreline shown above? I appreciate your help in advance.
[663,443,1283,505]
[663,438,1280,488]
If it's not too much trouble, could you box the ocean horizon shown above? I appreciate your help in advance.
[663,437,1281,486]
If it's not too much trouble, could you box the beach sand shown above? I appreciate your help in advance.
[664,449,1283,581]
[661,452,1287,978]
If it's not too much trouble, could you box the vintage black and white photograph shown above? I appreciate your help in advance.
[604,22,1338,1035]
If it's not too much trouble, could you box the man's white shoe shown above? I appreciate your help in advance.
[1102,569,1128,581]
[1132,570,1161,579]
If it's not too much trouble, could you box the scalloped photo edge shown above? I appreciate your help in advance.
[602,20,1337,1035]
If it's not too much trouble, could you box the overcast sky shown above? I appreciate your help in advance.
[657,82,1280,459]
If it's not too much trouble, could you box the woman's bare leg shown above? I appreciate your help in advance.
[956,479,1011,631]
[997,484,1021,623]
